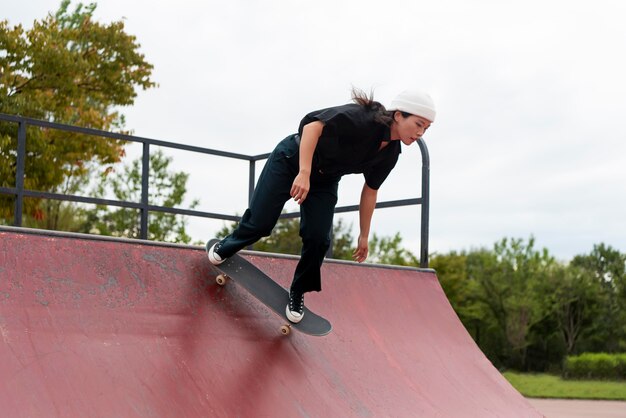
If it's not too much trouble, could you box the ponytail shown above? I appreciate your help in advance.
[351,87,394,126]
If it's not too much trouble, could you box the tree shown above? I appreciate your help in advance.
[0,1,155,222]
[571,244,626,352]
[571,243,626,296]
[462,237,558,370]
[430,251,488,342]
[21,158,93,231]
[80,149,199,243]
[547,264,603,355]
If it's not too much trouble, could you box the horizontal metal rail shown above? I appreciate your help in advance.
[279,198,422,219]
[0,187,241,222]
[0,113,252,161]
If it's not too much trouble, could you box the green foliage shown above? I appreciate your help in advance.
[434,239,626,373]
[460,237,557,369]
[368,233,419,266]
[20,142,96,231]
[564,353,626,380]
[329,218,356,260]
[571,244,626,352]
[81,149,199,243]
[431,250,486,342]
[547,264,603,355]
[0,1,155,221]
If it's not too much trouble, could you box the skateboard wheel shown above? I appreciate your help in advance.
[280,325,291,335]
[216,274,228,286]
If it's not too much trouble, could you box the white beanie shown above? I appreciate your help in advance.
[388,89,436,122]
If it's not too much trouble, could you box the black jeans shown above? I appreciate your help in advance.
[218,134,340,294]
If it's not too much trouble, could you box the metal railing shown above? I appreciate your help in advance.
[0,113,431,267]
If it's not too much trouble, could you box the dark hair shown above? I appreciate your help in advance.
[351,87,396,126]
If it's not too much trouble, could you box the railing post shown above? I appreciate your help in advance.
[418,139,430,268]
[244,159,257,250]
[140,142,150,239]
[248,159,256,207]
[14,120,26,227]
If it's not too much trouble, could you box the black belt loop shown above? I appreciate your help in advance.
[294,134,301,146]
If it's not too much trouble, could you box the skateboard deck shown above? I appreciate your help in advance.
[206,239,332,336]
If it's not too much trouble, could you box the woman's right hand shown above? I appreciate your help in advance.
[290,171,310,205]
[292,121,323,205]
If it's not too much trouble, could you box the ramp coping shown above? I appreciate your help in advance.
[0,225,435,273]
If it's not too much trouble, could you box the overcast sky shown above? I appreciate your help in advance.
[5,0,626,261]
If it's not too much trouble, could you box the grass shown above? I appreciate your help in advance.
[503,372,626,401]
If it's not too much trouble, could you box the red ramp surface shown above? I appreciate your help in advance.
[0,227,542,417]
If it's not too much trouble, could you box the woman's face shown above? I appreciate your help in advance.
[390,112,432,145]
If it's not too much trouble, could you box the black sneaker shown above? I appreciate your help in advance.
[206,240,226,265]
[286,290,305,323]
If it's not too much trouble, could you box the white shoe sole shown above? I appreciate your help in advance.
[286,305,304,323]
[206,242,225,265]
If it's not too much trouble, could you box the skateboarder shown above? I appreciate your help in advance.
[208,87,436,323]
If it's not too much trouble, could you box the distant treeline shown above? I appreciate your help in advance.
[431,238,626,373]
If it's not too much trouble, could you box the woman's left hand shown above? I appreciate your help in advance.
[352,235,369,263]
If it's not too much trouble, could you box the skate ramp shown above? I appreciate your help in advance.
[0,227,542,417]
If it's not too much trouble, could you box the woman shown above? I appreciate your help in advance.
[207,88,436,323]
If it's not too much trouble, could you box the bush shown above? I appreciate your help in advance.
[564,353,626,380]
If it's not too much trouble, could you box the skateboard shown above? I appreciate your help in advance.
[206,239,332,336]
